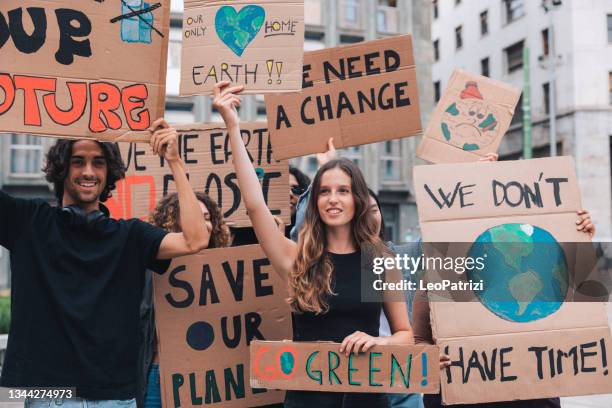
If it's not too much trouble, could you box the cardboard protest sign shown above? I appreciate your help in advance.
[417,69,521,163]
[265,35,422,159]
[154,245,293,407]
[181,0,305,95]
[106,122,289,227]
[250,340,439,394]
[0,1,169,141]
[413,157,612,404]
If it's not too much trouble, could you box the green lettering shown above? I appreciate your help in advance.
[369,352,383,387]
[172,373,184,407]
[328,351,342,385]
[306,351,322,385]
[348,353,361,386]
[390,354,411,388]
[205,370,221,404]
[224,364,246,400]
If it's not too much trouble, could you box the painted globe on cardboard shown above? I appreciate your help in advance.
[466,223,568,323]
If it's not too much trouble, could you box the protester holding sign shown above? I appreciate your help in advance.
[0,119,209,406]
[213,81,413,407]
[139,192,230,407]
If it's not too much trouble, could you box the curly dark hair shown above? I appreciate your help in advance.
[43,139,126,205]
[149,192,231,249]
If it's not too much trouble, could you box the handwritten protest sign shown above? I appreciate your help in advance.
[250,341,439,394]
[0,1,169,141]
[154,245,293,407]
[181,0,304,95]
[106,122,289,227]
[417,69,521,163]
[265,35,422,159]
[413,157,612,404]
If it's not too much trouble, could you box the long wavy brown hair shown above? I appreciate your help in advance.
[149,192,231,248]
[290,158,388,314]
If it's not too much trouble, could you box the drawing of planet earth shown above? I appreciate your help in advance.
[466,223,568,322]
[215,5,265,56]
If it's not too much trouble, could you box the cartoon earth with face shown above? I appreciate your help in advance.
[440,81,500,151]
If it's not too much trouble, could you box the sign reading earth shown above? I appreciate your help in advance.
[466,224,568,323]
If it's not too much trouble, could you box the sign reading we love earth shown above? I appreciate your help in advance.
[180,0,304,95]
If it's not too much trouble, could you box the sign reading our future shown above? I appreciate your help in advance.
[413,157,612,404]
[181,0,304,95]
[106,122,289,227]
[265,34,422,159]
[0,1,170,141]
[154,245,293,407]
[250,341,439,394]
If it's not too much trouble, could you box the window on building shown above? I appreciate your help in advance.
[307,157,318,174]
[345,0,359,23]
[434,81,441,103]
[608,14,612,43]
[381,203,399,242]
[10,134,43,177]
[381,140,400,181]
[455,26,463,50]
[378,0,397,5]
[433,39,439,61]
[543,82,550,114]
[455,0,461,5]
[503,0,525,24]
[542,28,549,56]
[505,40,524,73]
[433,0,438,19]
[480,10,488,35]
[481,57,490,77]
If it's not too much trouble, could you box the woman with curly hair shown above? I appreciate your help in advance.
[213,81,413,408]
[138,192,230,408]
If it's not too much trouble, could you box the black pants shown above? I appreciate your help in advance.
[423,393,561,408]
[285,390,390,408]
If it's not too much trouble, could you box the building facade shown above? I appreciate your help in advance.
[431,0,612,240]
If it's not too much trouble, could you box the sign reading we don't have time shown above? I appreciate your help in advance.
[0,1,170,141]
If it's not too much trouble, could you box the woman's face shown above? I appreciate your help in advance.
[317,167,355,228]
[198,200,213,248]
[368,195,382,237]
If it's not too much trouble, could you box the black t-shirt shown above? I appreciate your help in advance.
[293,251,382,343]
[0,191,170,399]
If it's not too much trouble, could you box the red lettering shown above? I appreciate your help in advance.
[42,82,87,125]
[254,346,277,381]
[14,75,55,126]
[106,175,156,220]
[89,82,122,132]
[121,83,150,131]
[0,73,15,115]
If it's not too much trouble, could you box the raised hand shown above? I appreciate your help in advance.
[212,81,244,129]
[150,118,179,162]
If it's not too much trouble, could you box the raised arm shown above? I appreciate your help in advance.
[212,82,296,278]
[151,118,209,259]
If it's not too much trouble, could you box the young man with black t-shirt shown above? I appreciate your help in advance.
[0,119,208,406]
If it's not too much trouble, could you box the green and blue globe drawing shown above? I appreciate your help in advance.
[466,224,568,323]
[215,5,265,57]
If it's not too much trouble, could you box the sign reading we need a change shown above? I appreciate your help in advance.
[413,157,612,404]
[265,35,422,160]
[0,0,170,141]
[181,0,305,95]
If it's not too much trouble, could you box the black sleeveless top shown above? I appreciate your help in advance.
[292,251,382,342]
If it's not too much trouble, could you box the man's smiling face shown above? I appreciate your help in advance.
[63,140,107,211]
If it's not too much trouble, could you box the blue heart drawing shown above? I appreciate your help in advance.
[215,5,265,57]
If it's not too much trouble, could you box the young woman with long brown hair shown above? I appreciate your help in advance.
[213,81,413,408]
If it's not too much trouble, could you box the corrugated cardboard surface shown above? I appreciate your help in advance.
[265,35,422,159]
[0,0,169,141]
[154,245,293,407]
[413,157,612,404]
[250,340,439,394]
[417,69,520,164]
[181,0,304,95]
[106,122,289,227]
